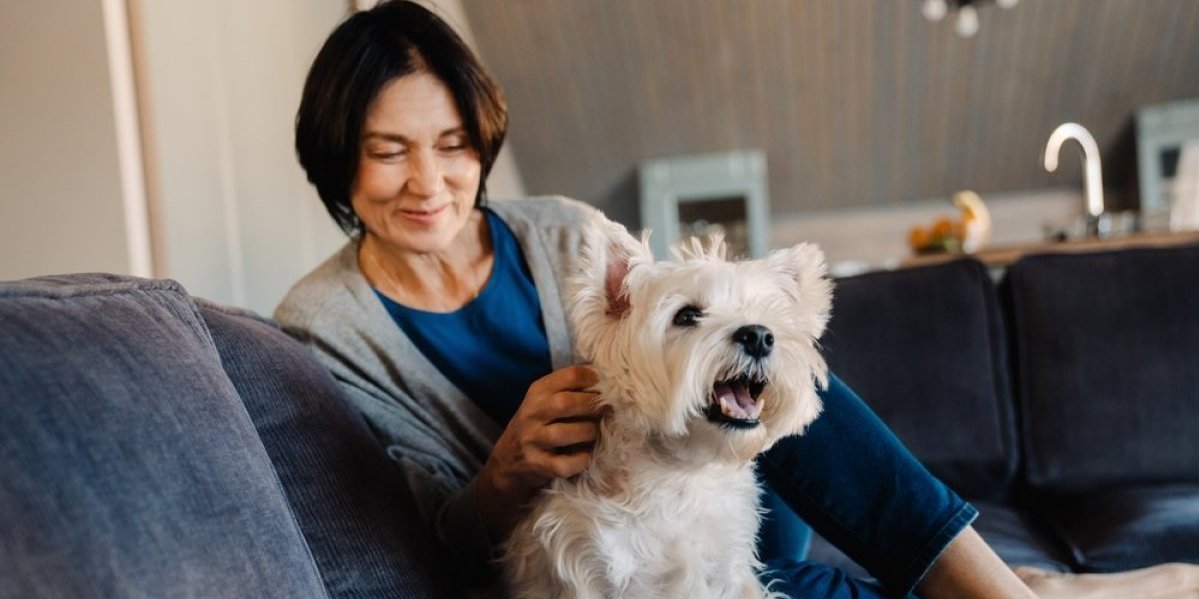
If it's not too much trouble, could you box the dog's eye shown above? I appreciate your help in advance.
[672,305,704,327]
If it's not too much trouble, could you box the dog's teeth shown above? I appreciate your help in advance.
[747,399,763,420]
[714,381,763,421]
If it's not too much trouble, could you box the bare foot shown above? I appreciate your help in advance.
[1014,563,1199,599]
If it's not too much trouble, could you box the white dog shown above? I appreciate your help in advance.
[502,218,832,599]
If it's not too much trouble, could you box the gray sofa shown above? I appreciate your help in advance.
[2,243,1197,597]
[0,275,451,598]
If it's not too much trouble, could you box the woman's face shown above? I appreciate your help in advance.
[352,71,482,255]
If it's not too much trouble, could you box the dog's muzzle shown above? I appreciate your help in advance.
[705,374,767,429]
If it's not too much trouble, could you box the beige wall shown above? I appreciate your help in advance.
[0,0,131,280]
[135,0,349,314]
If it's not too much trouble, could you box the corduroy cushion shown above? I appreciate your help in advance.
[1005,244,1199,492]
[0,275,327,598]
[822,258,1018,501]
[198,300,453,597]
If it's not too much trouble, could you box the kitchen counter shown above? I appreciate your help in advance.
[901,229,1199,269]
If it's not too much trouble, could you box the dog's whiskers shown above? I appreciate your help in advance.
[725,435,746,462]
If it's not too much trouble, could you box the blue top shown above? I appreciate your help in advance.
[374,209,552,426]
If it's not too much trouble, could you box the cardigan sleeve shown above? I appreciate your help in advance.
[333,380,500,583]
[275,277,504,585]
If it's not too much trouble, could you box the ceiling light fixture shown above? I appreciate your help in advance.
[921,0,1019,39]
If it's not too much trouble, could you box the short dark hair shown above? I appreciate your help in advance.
[295,0,508,235]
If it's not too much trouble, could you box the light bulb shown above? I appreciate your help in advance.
[922,0,948,22]
[997,0,1020,8]
[956,4,979,38]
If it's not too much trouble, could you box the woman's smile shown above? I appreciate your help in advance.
[396,204,450,227]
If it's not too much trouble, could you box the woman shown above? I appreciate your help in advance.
[274,2,1066,597]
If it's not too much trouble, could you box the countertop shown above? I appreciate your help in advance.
[901,229,1199,269]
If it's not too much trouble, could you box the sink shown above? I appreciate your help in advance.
[1042,210,1141,243]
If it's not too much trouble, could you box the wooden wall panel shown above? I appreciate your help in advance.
[462,0,1199,227]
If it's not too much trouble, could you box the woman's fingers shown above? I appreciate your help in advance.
[540,391,604,422]
[531,365,598,394]
[535,420,600,451]
[528,446,593,479]
[486,365,607,493]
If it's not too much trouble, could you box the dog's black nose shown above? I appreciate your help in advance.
[733,325,774,358]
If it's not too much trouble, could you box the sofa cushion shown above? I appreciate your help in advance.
[1005,244,1199,492]
[806,499,1074,579]
[823,258,1017,501]
[197,300,454,597]
[0,274,327,598]
[969,501,1074,572]
[1038,483,1199,572]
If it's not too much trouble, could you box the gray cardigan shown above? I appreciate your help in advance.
[274,196,600,579]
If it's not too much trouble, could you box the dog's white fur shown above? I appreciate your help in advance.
[502,217,832,599]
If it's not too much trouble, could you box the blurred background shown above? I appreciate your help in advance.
[3,0,1198,315]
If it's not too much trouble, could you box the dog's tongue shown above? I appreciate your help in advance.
[714,382,763,421]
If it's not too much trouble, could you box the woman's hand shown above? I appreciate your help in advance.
[475,365,603,543]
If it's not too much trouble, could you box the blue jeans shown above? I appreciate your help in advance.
[755,373,978,599]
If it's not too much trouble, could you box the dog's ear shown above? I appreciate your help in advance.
[599,223,652,318]
[603,240,634,317]
[573,216,652,322]
[765,243,834,336]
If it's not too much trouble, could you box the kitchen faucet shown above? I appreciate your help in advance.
[1044,123,1108,236]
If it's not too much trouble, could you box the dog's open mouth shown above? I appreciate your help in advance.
[705,375,767,429]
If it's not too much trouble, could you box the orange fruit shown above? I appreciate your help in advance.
[909,227,930,249]
[931,217,954,240]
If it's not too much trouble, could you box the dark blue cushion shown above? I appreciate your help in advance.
[808,498,1075,578]
[197,300,453,598]
[1039,484,1199,572]
[0,274,327,598]
[823,258,1018,501]
[1005,244,1199,492]
[968,501,1074,572]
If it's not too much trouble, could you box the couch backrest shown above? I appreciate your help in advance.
[0,275,328,598]
[1004,243,1199,493]
[824,258,1018,501]
[197,300,454,598]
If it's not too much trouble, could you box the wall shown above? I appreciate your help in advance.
[0,0,134,280]
[461,0,1199,229]
[133,0,349,314]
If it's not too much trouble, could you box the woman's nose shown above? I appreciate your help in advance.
[406,151,445,197]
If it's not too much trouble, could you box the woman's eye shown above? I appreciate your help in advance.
[370,148,405,160]
[672,305,703,327]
